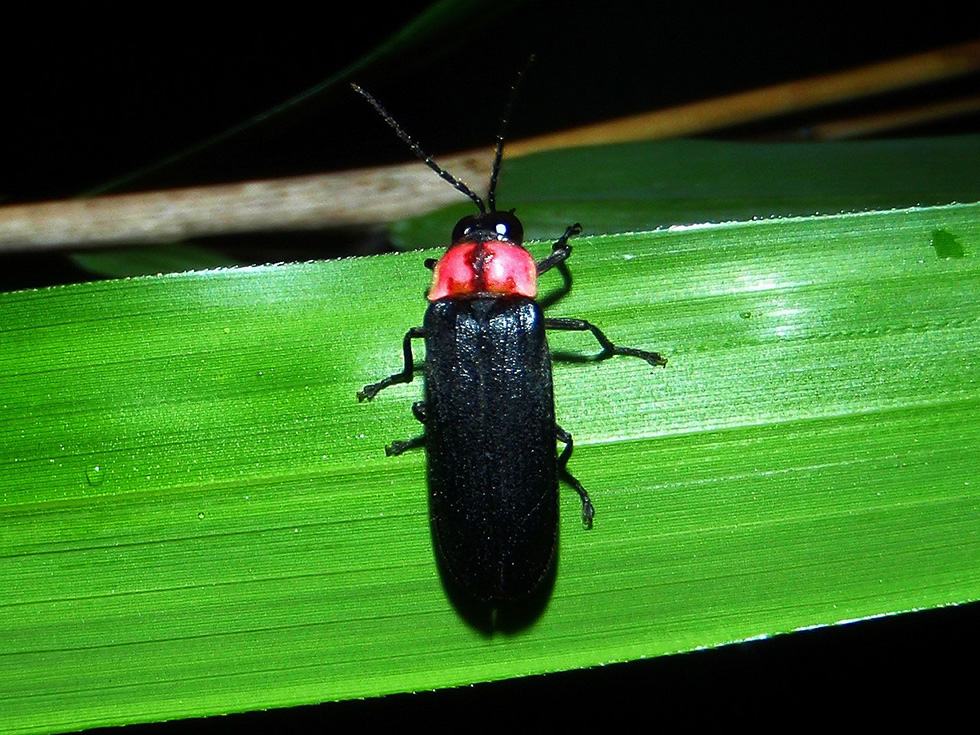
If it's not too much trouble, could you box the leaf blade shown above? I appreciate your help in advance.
[2,202,979,732]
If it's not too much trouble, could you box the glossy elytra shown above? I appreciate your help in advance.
[354,76,666,607]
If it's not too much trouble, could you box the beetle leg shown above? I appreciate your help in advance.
[556,424,595,529]
[544,318,667,368]
[373,390,427,457]
[357,326,426,401]
[535,222,581,275]
[536,223,580,309]
[386,434,426,456]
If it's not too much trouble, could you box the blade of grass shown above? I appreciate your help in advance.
[395,135,980,246]
[1,201,979,732]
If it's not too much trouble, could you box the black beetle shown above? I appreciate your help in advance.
[354,81,666,606]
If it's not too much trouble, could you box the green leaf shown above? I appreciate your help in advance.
[71,243,247,278]
[2,199,978,732]
[395,136,980,247]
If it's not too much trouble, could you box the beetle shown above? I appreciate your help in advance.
[353,80,666,606]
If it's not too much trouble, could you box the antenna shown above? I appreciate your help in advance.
[352,60,534,215]
[487,55,535,213]
[350,84,487,213]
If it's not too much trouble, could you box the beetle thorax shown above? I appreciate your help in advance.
[428,239,538,301]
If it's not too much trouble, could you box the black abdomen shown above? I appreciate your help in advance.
[423,296,558,603]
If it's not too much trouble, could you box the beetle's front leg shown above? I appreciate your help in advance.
[537,223,581,310]
[535,222,581,275]
[357,326,425,402]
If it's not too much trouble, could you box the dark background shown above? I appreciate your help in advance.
[4,1,977,728]
[4,2,979,291]
[7,4,979,203]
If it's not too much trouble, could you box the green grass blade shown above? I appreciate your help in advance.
[396,136,980,246]
[2,201,979,732]
[70,243,248,278]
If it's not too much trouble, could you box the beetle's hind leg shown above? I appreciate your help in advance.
[358,326,425,401]
[386,433,425,457]
[556,425,595,529]
[383,402,428,456]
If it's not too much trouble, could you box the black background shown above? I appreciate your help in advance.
[5,1,979,293]
[7,4,979,203]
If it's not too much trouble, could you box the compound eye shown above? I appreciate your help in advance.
[451,215,481,244]
[493,211,524,245]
